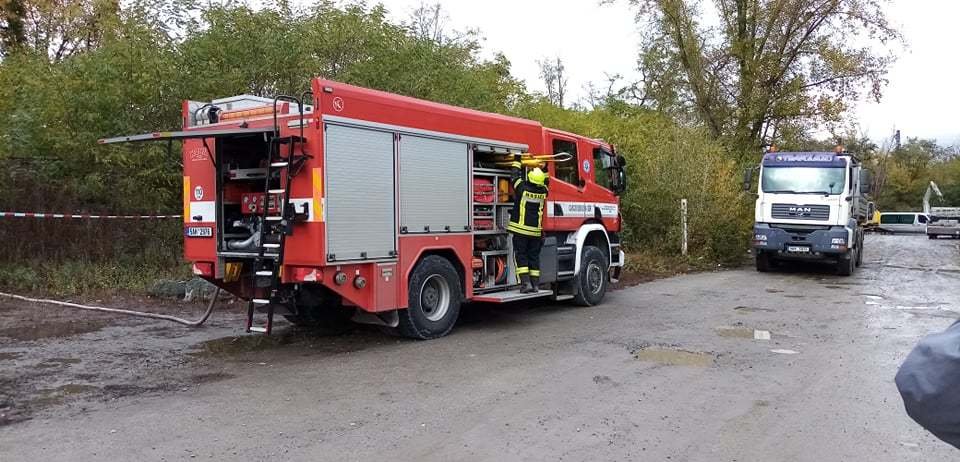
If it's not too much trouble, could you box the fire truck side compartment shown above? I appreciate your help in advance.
[324,124,397,261]
[398,135,470,234]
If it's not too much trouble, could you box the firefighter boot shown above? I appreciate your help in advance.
[531,276,540,291]
[519,274,536,293]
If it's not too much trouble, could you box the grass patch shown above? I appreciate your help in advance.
[0,260,191,297]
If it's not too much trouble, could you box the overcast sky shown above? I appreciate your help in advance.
[372,0,958,145]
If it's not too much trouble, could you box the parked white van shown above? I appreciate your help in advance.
[878,212,929,234]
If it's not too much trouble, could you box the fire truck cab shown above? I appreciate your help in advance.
[102,79,627,339]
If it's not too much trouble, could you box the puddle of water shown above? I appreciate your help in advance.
[194,329,372,358]
[31,384,101,407]
[716,327,771,340]
[0,320,111,341]
[734,306,776,313]
[633,347,715,367]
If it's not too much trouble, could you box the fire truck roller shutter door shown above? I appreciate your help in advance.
[399,136,470,233]
[324,124,397,261]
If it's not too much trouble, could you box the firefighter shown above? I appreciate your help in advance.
[508,157,549,293]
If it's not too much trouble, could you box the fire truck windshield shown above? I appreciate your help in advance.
[761,166,846,195]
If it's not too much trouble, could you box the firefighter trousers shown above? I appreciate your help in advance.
[512,233,543,279]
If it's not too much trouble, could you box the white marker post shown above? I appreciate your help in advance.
[681,198,688,256]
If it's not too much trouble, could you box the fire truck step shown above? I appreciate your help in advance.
[472,289,553,303]
[262,243,281,249]
[270,162,289,167]
[255,271,274,277]
[267,189,286,194]
[265,216,283,222]
[252,298,271,305]
[248,326,268,333]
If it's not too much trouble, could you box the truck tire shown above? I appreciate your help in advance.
[836,251,854,276]
[573,245,608,306]
[397,255,462,340]
[755,252,773,272]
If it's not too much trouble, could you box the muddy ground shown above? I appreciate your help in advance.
[1,234,958,460]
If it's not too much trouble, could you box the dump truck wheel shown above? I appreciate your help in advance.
[574,245,608,306]
[755,252,772,272]
[836,251,855,276]
[397,255,462,340]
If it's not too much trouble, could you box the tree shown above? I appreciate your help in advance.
[622,0,900,158]
[409,2,446,44]
[538,56,568,107]
[0,0,123,60]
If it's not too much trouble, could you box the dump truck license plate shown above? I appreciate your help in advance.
[786,245,809,253]
[185,226,213,237]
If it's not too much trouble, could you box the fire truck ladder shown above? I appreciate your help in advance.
[246,95,309,334]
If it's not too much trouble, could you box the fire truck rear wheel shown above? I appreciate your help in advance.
[397,255,462,340]
[574,245,608,307]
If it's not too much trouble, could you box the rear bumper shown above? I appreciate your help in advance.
[751,223,851,257]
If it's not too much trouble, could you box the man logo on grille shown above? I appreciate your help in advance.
[789,206,812,216]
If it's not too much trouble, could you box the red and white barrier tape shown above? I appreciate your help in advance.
[0,212,181,219]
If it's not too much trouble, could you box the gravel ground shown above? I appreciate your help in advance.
[1,234,958,461]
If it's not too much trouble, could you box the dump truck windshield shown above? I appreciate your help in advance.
[761,166,846,195]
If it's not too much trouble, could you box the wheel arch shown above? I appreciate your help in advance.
[405,248,467,300]
[564,223,611,275]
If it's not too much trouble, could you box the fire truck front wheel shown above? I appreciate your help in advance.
[397,255,462,339]
[574,245,608,307]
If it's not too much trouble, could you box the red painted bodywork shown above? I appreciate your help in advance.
[182,79,621,312]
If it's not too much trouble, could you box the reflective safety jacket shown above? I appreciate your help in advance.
[507,162,548,237]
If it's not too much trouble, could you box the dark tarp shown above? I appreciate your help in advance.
[896,320,960,449]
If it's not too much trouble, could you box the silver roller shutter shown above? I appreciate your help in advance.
[399,135,470,233]
[324,124,396,261]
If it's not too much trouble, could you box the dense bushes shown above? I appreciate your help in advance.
[519,101,752,264]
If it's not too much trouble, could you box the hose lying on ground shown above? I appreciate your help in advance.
[0,287,221,327]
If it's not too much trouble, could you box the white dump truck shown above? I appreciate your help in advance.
[744,149,872,276]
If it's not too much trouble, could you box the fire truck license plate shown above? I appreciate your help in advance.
[786,245,809,253]
[185,226,213,238]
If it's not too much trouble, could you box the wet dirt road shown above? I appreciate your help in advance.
[1,234,958,461]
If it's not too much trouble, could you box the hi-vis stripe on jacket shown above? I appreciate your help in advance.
[507,162,548,237]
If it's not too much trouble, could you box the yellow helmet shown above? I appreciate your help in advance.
[527,167,546,186]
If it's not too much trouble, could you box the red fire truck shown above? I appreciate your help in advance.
[102,79,627,339]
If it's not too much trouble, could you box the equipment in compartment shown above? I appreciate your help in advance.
[241,192,281,215]
[473,177,495,203]
[472,235,510,289]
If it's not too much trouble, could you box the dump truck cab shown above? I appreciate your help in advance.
[746,149,871,276]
